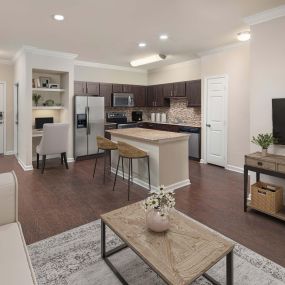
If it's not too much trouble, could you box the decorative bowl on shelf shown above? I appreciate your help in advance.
[44,99,55,106]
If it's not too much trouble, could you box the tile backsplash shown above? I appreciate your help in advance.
[106,98,201,126]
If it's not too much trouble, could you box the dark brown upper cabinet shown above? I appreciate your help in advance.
[112,84,123,93]
[186,80,201,107]
[163,82,186,97]
[163,83,173,97]
[147,85,169,107]
[122,84,133,93]
[86,82,100,95]
[173,82,186,97]
[133,85,146,107]
[74,81,86,95]
[99,83,113,107]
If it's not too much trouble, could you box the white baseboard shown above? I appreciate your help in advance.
[18,158,33,171]
[226,164,244,174]
[4,150,15,155]
[67,157,75,163]
[200,159,206,164]
[111,167,190,192]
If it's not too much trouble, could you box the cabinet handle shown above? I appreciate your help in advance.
[257,162,263,166]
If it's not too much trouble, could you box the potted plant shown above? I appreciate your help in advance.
[143,185,175,232]
[32,94,41,107]
[251,133,277,156]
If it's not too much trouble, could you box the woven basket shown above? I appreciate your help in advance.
[251,181,283,213]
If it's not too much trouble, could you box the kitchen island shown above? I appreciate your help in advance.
[108,128,190,192]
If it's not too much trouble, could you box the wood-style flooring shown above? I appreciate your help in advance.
[0,155,284,267]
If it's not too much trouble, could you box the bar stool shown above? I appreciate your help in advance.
[113,141,151,201]
[93,136,124,183]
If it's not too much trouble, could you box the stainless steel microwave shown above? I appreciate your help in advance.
[112,93,134,107]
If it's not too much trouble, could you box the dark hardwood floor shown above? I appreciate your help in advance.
[0,155,284,267]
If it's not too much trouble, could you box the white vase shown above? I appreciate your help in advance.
[261,148,268,157]
[146,209,170,233]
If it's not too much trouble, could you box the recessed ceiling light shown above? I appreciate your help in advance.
[130,54,166,67]
[138,42,146,48]
[53,14,65,21]
[237,31,250,42]
[160,34,168,40]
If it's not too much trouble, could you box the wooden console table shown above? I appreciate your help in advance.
[244,152,285,221]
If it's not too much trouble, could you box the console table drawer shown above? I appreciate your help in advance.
[245,158,276,171]
[277,163,285,174]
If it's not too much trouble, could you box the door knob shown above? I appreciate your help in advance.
[206,124,211,127]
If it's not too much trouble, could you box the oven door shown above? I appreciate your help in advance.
[112,93,134,107]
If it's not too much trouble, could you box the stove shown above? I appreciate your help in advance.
[106,112,139,129]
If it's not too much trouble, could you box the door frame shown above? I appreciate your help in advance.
[13,83,19,157]
[202,75,228,167]
[0,81,7,155]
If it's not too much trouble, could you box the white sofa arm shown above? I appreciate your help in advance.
[0,171,18,226]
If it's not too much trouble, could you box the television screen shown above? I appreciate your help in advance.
[35,117,54,129]
[272,99,285,145]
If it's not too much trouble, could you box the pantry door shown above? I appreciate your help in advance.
[205,76,228,167]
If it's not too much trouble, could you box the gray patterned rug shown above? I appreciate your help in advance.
[28,219,285,285]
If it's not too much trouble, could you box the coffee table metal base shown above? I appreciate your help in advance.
[101,221,233,285]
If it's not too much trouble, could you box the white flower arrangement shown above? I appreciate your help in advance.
[144,185,175,216]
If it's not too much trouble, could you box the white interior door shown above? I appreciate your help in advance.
[0,83,4,154]
[14,84,19,157]
[206,76,227,167]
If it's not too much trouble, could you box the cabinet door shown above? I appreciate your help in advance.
[134,85,146,107]
[112,84,123,93]
[163,83,173,97]
[99,83,113,107]
[86,82,100,95]
[173,82,186,97]
[122,84,133,93]
[146,86,155,107]
[186,80,201,107]
[74,81,86,95]
[156,85,170,107]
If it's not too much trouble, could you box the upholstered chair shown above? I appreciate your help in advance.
[36,123,69,173]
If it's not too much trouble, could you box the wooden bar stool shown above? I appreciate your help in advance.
[93,136,124,183]
[113,141,151,200]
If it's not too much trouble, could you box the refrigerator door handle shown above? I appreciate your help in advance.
[87,106,91,135]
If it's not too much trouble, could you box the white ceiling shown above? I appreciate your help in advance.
[0,0,284,69]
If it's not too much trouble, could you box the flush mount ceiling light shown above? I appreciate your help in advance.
[130,54,166,67]
[53,14,65,21]
[138,42,146,48]
[160,34,168,40]
[237,31,250,41]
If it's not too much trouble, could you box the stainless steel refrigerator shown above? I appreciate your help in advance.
[74,95,104,159]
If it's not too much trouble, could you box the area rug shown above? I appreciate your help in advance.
[28,218,285,285]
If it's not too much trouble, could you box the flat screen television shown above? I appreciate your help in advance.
[35,117,53,129]
[272,99,285,145]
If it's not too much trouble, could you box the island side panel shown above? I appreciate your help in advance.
[110,135,160,190]
[159,138,190,191]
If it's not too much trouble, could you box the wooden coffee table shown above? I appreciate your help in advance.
[101,202,234,285]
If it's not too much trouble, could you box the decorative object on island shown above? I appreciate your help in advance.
[251,181,283,214]
[251,133,277,157]
[144,186,175,232]
[32,94,41,106]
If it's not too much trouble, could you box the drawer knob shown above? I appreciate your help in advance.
[257,162,263,166]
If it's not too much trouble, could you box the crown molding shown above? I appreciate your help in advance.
[75,60,147,73]
[13,46,78,62]
[244,5,285,26]
[197,41,248,57]
[0,58,12,65]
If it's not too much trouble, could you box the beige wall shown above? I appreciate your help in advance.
[201,43,251,169]
[74,64,147,85]
[249,16,285,193]
[0,63,14,153]
[148,59,201,85]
